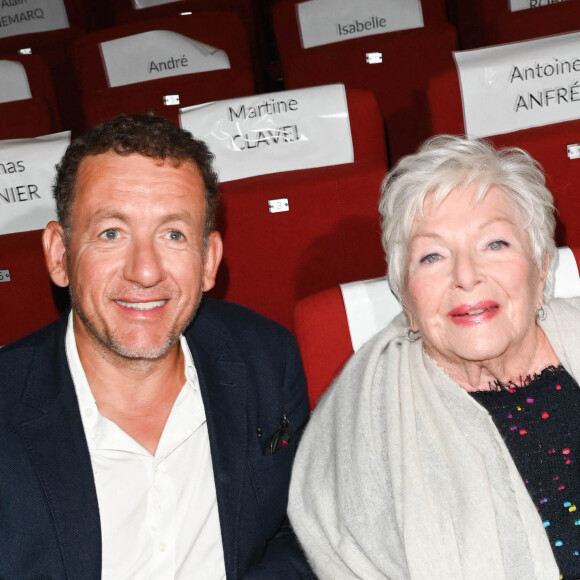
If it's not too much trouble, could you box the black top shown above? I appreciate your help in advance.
[471,366,580,580]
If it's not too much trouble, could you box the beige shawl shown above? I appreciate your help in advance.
[288,298,580,579]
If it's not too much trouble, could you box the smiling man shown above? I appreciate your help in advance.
[0,115,312,579]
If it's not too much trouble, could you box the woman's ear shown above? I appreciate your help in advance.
[42,221,69,288]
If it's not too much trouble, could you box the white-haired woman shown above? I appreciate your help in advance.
[289,135,580,579]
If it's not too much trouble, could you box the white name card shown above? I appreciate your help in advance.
[0,60,31,104]
[132,0,177,8]
[0,131,70,236]
[454,31,580,138]
[0,0,69,40]
[510,0,570,11]
[100,30,230,88]
[297,0,423,49]
[179,84,354,182]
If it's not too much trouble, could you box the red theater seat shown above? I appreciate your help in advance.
[205,88,388,331]
[0,229,69,346]
[428,66,580,247]
[295,247,580,409]
[0,54,61,139]
[271,0,457,163]
[72,12,255,128]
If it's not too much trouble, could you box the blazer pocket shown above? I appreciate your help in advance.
[248,438,296,540]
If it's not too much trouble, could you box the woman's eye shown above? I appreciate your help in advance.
[100,229,119,240]
[420,253,441,264]
[488,240,509,250]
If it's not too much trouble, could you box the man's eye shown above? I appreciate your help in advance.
[420,253,441,264]
[489,240,509,250]
[167,230,184,241]
[101,229,119,240]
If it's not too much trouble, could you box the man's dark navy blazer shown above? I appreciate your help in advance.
[0,298,313,579]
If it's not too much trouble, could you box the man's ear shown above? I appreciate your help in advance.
[42,221,69,288]
[201,231,223,292]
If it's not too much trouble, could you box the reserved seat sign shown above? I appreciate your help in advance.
[0,0,69,39]
[510,0,570,11]
[455,31,580,138]
[100,31,230,88]
[297,0,423,49]
[0,131,69,236]
[0,61,31,104]
[179,84,354,182]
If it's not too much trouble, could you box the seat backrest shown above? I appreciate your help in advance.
[203,87,388,331]
[271,0,457,163]
[73,12,255,128]
[295,246,580,409]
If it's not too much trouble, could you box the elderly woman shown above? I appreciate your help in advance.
[288,135,580,579]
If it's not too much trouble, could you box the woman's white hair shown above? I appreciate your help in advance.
[379,135,557,303]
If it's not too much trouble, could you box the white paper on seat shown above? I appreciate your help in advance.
[132,0,177,8]
[179,83,354,182]
[100,30,230,88]
[0,0,69,39]
[0,61,31,104]
[297,0,423,49]
[509,0,570,11]
[0,131,70,236]
[454,31,580,138]
[553,246,580,297]
[340,276,402,352]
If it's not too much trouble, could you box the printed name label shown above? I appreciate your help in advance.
[454,31,580,138]
[179,84,354,182]
[0,0,69,40]
[510,0,570,11]
[100,30,230,88]
[0,60,31,104]
[0,131,70,236]
[132,0,177,8]
[297,0,423,49]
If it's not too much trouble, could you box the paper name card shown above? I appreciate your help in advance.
[132,0,178,8]
[0,131,70,236]
[100,30,230,88]
[510,0,570,11]
[0,0,69,40]
[179,84,354,182]
[297,0,423,49]
[0,60,31,104]
[454,31,580,138]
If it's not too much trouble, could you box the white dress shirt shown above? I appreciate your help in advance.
[65,314,226,579]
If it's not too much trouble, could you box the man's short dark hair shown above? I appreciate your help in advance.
[54,114,221,240]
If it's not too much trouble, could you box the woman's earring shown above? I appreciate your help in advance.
[537,305,547,321]
[406,328,421,342]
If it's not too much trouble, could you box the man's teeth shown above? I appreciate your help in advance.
[116,300,166,310]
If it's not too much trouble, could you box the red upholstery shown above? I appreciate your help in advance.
[448,0,580,49]
[73,13,255,128]
[0,54,62,138]
[205,88,388,331]
[295,247,580,409]
[271,0,457,163]
[0,229,69,346]
[109,0,270,89]
[428,67,580,247]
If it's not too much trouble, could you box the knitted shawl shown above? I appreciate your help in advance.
[288,298,580,579]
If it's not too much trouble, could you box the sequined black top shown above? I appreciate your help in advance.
[471,366,580,580]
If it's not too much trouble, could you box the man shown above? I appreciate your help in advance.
[0,115,312,579]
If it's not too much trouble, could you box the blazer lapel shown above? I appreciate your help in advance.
[16,319,101,579]
[188,324,248,578]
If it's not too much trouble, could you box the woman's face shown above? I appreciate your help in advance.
[404,185,546,372]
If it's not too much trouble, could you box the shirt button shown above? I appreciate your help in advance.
[84,407,94,417]
[159,542,167,552]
